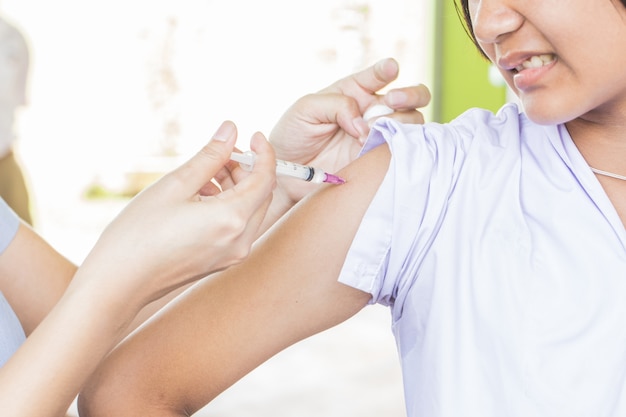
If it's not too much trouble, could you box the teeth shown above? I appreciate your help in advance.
[515,54,554,72]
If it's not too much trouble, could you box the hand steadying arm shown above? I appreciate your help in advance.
[261,57,430,232]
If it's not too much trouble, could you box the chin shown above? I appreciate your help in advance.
[521,99,577,126]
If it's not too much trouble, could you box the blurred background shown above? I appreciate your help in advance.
[0,0,506,415]
[4,0,438,260]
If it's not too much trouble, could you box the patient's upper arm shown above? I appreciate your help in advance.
[78,142,392,416]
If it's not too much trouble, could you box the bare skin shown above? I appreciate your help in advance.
[78,57,429,417]
[0,55,429,416]
[80,0,626,414]
[0,122,277,417]
[78,141,391,417]
[468,0,626,224]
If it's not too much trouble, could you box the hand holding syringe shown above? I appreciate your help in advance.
[230,151,345,185]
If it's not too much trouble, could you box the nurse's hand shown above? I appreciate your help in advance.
[269,57,430,204]
[80,120,276,303]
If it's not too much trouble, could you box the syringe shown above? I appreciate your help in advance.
[230,151,345,185]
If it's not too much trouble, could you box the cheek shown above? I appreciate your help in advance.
[478,42,495,62]
[467,0,479,19]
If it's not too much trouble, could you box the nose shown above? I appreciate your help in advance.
[470,0,524,45]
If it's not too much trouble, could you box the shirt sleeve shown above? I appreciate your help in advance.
[337,104,524,313]
[337,117,468,308]
[0,197,20,255]
[0,198,26,366]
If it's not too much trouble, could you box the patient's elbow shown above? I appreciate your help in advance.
[77,369,184,417]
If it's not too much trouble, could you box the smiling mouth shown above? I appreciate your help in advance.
[514,54,556,73]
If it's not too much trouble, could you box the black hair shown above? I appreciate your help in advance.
[455,0,476,49]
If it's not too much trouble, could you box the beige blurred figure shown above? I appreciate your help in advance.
[0,14,32,225]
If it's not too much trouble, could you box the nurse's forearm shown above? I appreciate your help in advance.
[0,267,140,417]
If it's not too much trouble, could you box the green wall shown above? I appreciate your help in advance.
[432,0,507,123]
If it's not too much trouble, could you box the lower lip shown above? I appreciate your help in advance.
[512,60,556,91]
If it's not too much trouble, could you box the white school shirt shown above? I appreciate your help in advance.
[0,197,26,367]
[338,103,626,417]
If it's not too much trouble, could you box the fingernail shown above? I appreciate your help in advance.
[385,90,407,107]
[212,121,235,142]
[375,58,387,72]
[352,116,369,140]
